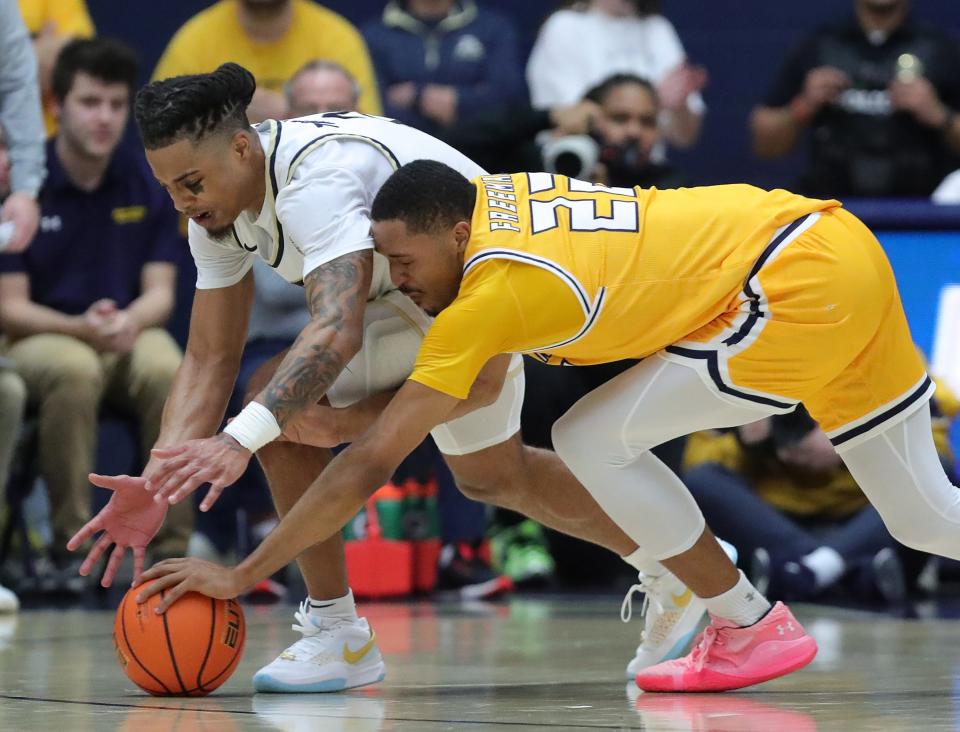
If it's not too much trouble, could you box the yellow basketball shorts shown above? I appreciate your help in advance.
[663,207,931,450]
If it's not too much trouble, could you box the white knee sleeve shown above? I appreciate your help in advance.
[840,403,960,559]
[552,355,770,560]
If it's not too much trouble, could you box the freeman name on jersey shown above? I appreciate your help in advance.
[480,174,521,232]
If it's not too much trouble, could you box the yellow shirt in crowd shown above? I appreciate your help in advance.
[18,0,96,136]
[153,0,382,115]
[18,0,92,36]
[411,173,837,400]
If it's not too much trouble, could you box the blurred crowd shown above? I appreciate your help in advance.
[0,0,958,611]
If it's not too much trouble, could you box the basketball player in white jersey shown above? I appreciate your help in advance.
[65,63,732,692]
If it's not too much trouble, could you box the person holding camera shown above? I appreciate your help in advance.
[444,72,687,191]
[542,74,686,189]
[751,0,960,197]
[528,0,706,151]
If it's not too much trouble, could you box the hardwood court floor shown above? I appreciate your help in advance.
[0,596,957,731]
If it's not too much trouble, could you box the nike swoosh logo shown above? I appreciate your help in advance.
[670,589,693,607]
[343,632,377,664]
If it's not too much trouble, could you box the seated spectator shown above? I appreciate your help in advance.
[527,0,706,150]
[751,0,960,197]
[153,0,381,121]
[683,385,958,603]
[363,0,524,137]
[285,59,360,117]
[0,39,187,591]
[18,0,95,136]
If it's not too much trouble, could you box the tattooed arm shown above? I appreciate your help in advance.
[254,249,372,427]
[144,249,372,509]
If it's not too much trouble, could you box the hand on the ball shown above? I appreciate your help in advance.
[136,557,244,614]
[146,433,251,511]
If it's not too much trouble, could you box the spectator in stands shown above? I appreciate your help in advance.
[445,73,686,189]
[538,73,688,187]
[154,0,381,121]
[0,124,25,612]
[18,0,95,136]
[580,73,687,188]
[363,0,524,137]
[751,0,960,197]
[527,0,706,150]
[285,59,360,117]
[683,386,958,603]
[1,0,45,254]
[0,39,187,591]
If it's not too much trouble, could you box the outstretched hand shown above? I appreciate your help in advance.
[66,473,167,587]
[147,433,251,512]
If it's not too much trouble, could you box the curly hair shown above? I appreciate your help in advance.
[134,63,256,149]
[371,160,477,234]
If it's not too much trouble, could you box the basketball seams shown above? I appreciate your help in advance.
[117,590,173,695]
[159,589,188,694]
[191,638,244,694]
[192,601,245,694]
[194,596,217,691]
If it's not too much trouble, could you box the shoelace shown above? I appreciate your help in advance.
[284,600,339,660]
[620,574,661,624]
[689,625,723,671]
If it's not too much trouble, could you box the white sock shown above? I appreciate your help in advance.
[702,570,771,627]
[800,547,845,589]
[307,589,358,621]
[621,547,666,577]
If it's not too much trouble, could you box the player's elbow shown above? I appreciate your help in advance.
[310,317,364,366]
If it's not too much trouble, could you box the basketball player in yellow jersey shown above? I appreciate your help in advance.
[137,161,959,693]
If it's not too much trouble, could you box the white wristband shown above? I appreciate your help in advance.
[223,401,281,453]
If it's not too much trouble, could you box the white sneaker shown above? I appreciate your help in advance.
[0,583,19,613]
[253,600,385,693]
[623,539,738,679]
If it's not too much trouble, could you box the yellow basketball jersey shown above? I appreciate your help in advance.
[466,173,839,366]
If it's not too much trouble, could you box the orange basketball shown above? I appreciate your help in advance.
[113,586,245,696]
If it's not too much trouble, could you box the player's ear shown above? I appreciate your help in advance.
[232,129,252,160]
[453,220,471,253]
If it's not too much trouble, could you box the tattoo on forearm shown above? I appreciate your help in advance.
[260,250,371,427]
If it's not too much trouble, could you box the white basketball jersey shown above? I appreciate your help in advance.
[188,112,487,299]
